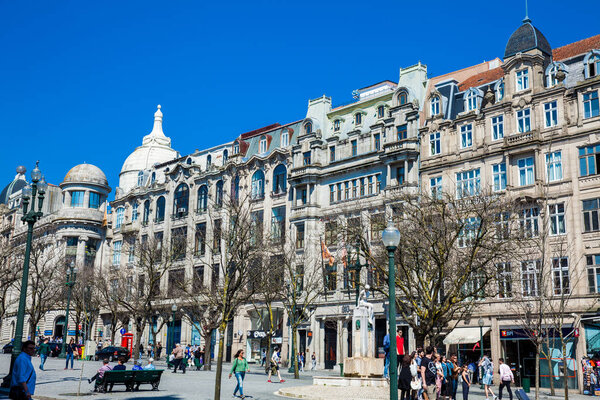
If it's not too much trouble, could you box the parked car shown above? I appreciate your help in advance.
[95,346,130,362]
[2,342,14,354]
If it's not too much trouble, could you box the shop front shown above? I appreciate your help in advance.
[444,326,491,366]
[246,329,282,363]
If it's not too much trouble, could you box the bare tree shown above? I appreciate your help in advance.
[70,267,102,342]
[0,232,19,326]
[95,270,128,344]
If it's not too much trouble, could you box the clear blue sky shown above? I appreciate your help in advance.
[1,0,598,197]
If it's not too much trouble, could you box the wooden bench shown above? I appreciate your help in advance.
[97,370,163,392]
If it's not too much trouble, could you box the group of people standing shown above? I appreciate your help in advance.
[396,347,515,400]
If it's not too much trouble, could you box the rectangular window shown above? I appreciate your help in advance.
[516,69,529,91]
[579,144,600,177]
[131,202,138,221]
[213,219,221,253]
[458,217,480,248]
[491,115,504,140]
[89,192,100,209]
[552,257,570,295]
[460,124,472,148]
[330,146,336,162]
[584,91,600,119]
[296,223,305,249]
[544,101,558,127]
[518,156,535,186]
[587,254,600,293]
[430,132,441,155]
[546,151,563,182]
[456,168,480,199]
[337,183,342,201]
[128,238,135,263]
[352,180,357,198]
[329,185,335,203]
[325,263,337,291]
[517,108,531,133]
[71,191,85,207]
[520,207,539,238]
[377,106,385,118]
[325,221,337,246]
[115,208,124,229]
[334,120,340,132]
[344,181,350,199]
[271,206,286,241]
[583,198,600,232]
[355,113,362,125]
[370,213,385,240]
[351,140,358,156]
[195,223,206,255]
[193,266,204,291]
[303,151,311,166]
[497,262,512,298]
[430,176,442,199]
[397,166,405,186]
[549,203,566,235]
[521,260,540,297]
[374,134,381,151]
[397,125,407,141]
[300,187,307,205]
[495,212,511,240]
[113,240,122,266]
[360,178,365,196]
[211,264,220,289]
[492,162,506,192]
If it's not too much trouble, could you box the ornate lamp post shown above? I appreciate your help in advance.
[349,241,369,306]
[170,304,178,352]
[382,219,401,400]
[10,163,47,370]
[59,261,78,358]
[478,317,485,388]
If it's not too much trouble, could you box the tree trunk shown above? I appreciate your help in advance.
[214,325,226,400]
[133,321,144,361]
[265,333,273,374]
[203,329,213,371]
[547,353,555,395]
[535,345,540,400]
[292,325,299,379]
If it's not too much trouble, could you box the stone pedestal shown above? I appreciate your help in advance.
[343,356,384,377]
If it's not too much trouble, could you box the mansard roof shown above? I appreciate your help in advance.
[553,34,600,61]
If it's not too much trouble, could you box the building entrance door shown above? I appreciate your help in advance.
[54,316,65,339]
[324,321,337,369]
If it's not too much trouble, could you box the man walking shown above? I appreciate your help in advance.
[38,338,51,371]
[171,343,186,374]
[498,358,514,400]
[383,333,391,379]
[10,340,37,400]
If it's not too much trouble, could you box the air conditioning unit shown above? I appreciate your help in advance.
[178,208,186,214]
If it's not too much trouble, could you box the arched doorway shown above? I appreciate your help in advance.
[54,316,66,339]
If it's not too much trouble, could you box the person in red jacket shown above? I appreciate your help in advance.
[396,328,405,357]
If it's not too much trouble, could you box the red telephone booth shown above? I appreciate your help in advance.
[121,333,134,357]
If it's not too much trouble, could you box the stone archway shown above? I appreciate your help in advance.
[54,316,66,339]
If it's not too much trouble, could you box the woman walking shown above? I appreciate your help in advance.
[461,365,471,400]
[65,339,76,369]
[399,355,413,400]
[229,349,250,399]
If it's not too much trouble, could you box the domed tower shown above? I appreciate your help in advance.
[0,166,28,208]
[57,163,111,269]
[118,105,179,195]
[504,17,552,59]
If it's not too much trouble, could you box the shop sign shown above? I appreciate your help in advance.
[247,330,267,339]
[272,337,283,344]
[500,327,575,339]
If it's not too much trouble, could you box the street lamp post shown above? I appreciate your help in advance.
[9,163,47,372]
[382,220,401,400]
[478,317,485,388]
[285,282,296,374]
[59,262,78,358]
[170,304,178,352]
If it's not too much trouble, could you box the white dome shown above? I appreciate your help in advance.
[119,105,179,193]
[62,163,109,188]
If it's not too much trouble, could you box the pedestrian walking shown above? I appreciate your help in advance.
[194,347,203,370]
[171,343,186,374]
[498,358,514,400]
[311,351,316,371]
[298,352,305,372]
[267,346,285,383]
[65,338,76,370]
[420,346,437,400]
[399,355,413,400]
[156,342,163,360]
[460,365,471,400]
[38,338,51,371]
[479,354,497,400]
[261,349,266,367]
[9,340,36,400]
[229,349,250,399]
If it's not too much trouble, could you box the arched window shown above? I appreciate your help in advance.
[223,149,228,163]
[197,185,208,212]
[206,155,212,169]
[143,200,150,224]
[215,180,224,207]
[398,91,408,105]
[333,119,341,132]
[354,113,362,125]
[584,51,600,79]
[186,158,192,165]
[151,172,156,184]
[115,207,124,229]
[273,164,287,194]
[494,80,504,102]
[137,171,145,186]
[259,135,268,153]
[304,121,312,134]
[233,141,239,154]
[281,131,289,147]
[546,62,567,87]
[377,105,385,118]
[430,96,440,116]
[173,183,189,216]
[132,202,138,221]
[464,88,479,111]
[232,175,240,202]
[155,196,166,222]
[251,170,265,200]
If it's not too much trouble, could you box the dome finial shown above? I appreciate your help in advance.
[148,104,165,139]
[523,0,531,23]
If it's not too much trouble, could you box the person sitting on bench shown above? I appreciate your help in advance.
[88,359,112,387]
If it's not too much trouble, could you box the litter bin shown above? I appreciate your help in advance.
[339,363,344,377]
[522,377,531,393]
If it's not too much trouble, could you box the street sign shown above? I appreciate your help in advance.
[120,328,126,335]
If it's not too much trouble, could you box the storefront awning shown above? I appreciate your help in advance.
[443,327,490,345]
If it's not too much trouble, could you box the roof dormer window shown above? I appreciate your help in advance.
[206,154,212,169]
[585,51,600,79]
[333,119,341,132]
[516,69,529,91]
[495,80,504,102]
[464,88,479,111]
[430,96,440,116]
[281,130,289,147]
[398,91,408,105]
[354,112,362,126]
[233,141,239,155]
[377,105,385,119]
[304,121,313,134]
[137,171,144,186]
[259,135,268,153]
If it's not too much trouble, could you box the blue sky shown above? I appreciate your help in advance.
[1,0,598,197]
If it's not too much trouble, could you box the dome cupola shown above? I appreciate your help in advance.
[504,18,552,59]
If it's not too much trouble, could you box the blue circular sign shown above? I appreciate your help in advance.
[120,328,126,335]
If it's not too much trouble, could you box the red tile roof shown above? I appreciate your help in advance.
[240,123,281,140]
[553,34,600,61]
[458,67,505,91]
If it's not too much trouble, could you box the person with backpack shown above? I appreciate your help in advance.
[229,349,250,399]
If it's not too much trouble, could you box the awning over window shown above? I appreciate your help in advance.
[443,327,490,345]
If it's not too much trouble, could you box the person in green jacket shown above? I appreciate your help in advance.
[229,349,250,399]
[38,338,51,371]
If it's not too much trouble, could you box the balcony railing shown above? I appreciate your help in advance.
[171,211,189,220]
[503,130,540,148]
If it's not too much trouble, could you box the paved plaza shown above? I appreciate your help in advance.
[0,354,591,400]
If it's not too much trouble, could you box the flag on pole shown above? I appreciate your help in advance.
[321,240,335,266]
